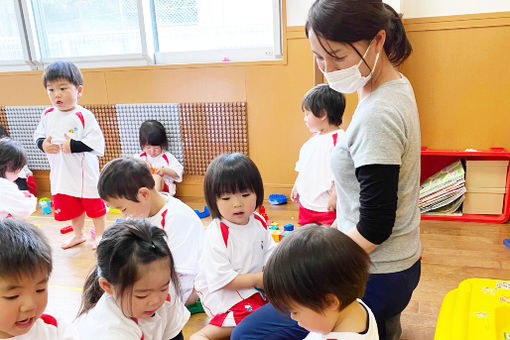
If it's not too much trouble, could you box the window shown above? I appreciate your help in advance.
[0,0,283,71]
[154,0,282,64]
[0,1,27,68]
[30,0,142,60]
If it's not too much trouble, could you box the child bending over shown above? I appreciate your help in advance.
[264,224,378,340]
[191,153,276,340]
[75,219,190,339]
[98,157,204,305]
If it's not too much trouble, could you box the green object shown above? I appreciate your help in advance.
[504,332,510,340]
[186,299,205,314]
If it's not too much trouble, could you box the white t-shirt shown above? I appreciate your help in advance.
[149,193,205,301]
[74,291,190,340]
[33,106,105,198]
[194,213,276,317]
[304,300,378,340]
[0,177,36,219]
[295,129,344,212]
[138,151,183,196]
[12,314,76,340]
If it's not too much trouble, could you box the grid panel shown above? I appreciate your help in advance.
[0,107,9,136]
[116,104,183,165]
[179,102,247,175]
[5,106,50,169]
[83,105,121,169]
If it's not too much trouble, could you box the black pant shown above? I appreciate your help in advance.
[170,331,184,340]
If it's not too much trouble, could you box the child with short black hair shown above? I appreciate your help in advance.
[138,120,183,196]
[291,84,346,226]
[191,153,276,340]
[264,224,378,340]
[34,61,107,250]
[98,157,204,305]
[75,219,189,339]
[0,137,36,220]
[0,219,75,339]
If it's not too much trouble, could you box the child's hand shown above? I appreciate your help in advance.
[42,136,60,154]
[62,134,72,154]
[291,185,299,202]
[154,167,165,176]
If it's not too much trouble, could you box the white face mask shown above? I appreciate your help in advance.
[321,41,380,94]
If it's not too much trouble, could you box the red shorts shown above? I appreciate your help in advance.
[52,194,107,221]
[209,293,267,327]
[298,202,336,226]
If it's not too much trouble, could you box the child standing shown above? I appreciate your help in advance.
[264,224,377,340]
[98,157,204,305]
[138,120,183,196]
[0,219,75,339]
[0,138,37,220]
[75,219,190,339]
[34,61,106,250]
[291,84,346,226]
[191,153,276,340]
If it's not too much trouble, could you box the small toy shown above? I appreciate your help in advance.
[271,230,283,242]
[283,224,294,231]
[115,218,123,223]
[504,239,510,250]
[268,225,278,230]
[38,199,52,214]
[270,222,279,227]
[108,207,121,214]
[194,206,210,218]
[60,226,73,234]
[268,194,287,205]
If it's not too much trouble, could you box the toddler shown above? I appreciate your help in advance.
[264,224,378,340]
[191,153,276,340]
[0,219,75,339]
[291,84,345,225]
[138,120,183,196]
[75,219,190,339]
[0,138,36,220]
[34,61,106,249]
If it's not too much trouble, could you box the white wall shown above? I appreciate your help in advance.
[286,0,401,26]
[402,0,510,18]
[286,0,510,26]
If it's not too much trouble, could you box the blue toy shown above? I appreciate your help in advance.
[194,206,210,218]
[38,200,51,215]
[504,238,510,250]
[283,223,294,231]
[268,194,287,205]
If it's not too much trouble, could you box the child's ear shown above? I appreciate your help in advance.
[98,277,113,295]
[77,85,84,98]
[319,109,329,121]
[136,187,151,202]
[325,294,341,311]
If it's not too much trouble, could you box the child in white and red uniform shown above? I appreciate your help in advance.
[34,61,106,250]
[291,84,346,226]
[138,120,183,196]
[0,138,36,220]
[0,219,76,340]
[75,219,189,340]
[191,153,276,340]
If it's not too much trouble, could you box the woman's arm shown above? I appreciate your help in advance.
[349,164,400,253]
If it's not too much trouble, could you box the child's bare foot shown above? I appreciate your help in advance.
[61,234,86,250]
[92,235,102,251]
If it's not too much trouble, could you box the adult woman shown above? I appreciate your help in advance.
[232,1,421,340]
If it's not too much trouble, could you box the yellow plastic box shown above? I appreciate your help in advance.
[434,278,510,340]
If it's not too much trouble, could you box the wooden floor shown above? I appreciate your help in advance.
[28,197,510,340]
